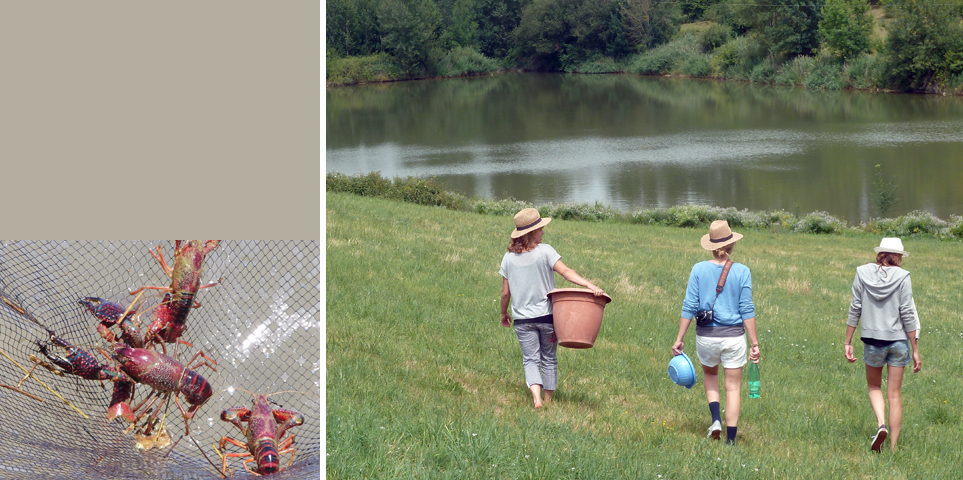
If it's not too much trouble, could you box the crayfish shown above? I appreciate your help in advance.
[36,334,138,422]
[79,296,146,348]
[110,345,217,436]
[129,240,221,346]
[216,390,309,476]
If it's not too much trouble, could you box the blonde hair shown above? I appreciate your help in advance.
[507,229,541,254]
[712,243,734,259]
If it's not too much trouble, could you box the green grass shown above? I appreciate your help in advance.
[326,192,963,479]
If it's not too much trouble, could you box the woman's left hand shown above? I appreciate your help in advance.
[749,344,761,363]
[500,313,512,327]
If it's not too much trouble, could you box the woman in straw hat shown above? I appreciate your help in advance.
[844,237,921,452]
[671,220,760,445]
[499,208,605,409]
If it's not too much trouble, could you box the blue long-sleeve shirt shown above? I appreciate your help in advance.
[681,261,755,336]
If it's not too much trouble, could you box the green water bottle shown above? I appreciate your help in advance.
[748,361,761,399]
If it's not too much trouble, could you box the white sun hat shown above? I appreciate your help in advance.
[874,237,909,257]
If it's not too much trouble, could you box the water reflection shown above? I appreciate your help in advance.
[326,73,963,223]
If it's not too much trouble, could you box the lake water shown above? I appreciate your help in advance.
[326,73,963,224]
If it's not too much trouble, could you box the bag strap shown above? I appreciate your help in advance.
[716,260,733,295]
[709,260,733,311]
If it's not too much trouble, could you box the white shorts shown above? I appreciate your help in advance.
[695,335,747,369]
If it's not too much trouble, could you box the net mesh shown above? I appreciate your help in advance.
[0,241,321,480]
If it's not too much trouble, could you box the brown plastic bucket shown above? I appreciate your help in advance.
[547,288,612,348]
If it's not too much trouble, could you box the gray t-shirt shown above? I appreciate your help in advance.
[499,244,561,320]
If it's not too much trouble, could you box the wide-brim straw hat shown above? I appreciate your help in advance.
[874,237,909,257]
[700,220,743,251]
[511,208,552,238]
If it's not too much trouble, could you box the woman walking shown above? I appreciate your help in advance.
[671,220,760,445]
[499,208,604,409]
[844,237,922,452]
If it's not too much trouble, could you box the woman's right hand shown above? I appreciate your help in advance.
[671,340,684,356]
[844,343,856,363]
[500,313,512,328]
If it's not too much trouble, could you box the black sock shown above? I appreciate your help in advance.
[709,402,721,424]
[726,426,737,444]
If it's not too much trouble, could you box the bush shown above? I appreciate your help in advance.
[436,46,501,77]
[699,23,732,51]
[326,172,470,210]
[570,56,625,74]
[793,211,847,234]
[845,53,885,90]
[628,205,802,230]
[749,62,775,84]
[326,54,402,86]
[630,33,701,75]
[859,211,947,238]
[680,54,713,77]
[803,58,844,90]
[773,55,814,86]
[947,215,963,239]
[709,35,764,78]
[538,202,621,222]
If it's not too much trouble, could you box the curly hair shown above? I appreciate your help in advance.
[876,252,903,268]
[507,229,540,254]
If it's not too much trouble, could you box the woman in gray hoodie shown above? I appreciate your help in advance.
[844,238,922,453]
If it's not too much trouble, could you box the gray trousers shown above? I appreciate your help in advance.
[513,322,558,390]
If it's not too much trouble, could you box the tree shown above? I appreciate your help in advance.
[619,0,681,51]
[477,0,528,59]
[448,0,480,48]
[884,0,963,92]
[327,0,383,56]
[819,0,872,60]
[378,0,443,75]
[730,0,825,59]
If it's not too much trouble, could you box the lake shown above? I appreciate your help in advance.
[326,73,963,224]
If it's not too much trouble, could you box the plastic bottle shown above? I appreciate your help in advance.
[748,361,761,399]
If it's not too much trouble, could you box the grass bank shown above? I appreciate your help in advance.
[326,191,963,479]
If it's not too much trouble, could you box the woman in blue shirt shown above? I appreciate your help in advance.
[671,220,760,445]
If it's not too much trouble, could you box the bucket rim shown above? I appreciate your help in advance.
[547,288,612,304]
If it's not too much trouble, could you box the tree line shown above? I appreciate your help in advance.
[326,0,963,93]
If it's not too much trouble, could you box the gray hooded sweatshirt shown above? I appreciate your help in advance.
[847,263,919,342]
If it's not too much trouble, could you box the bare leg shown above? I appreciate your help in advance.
[886,365,905,451]
[865,365,886,428]
[703,365,720,403]
[723,367,743,427]
[543,389,554,405]
[530,384,543,409]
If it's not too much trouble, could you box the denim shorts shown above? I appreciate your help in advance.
[863,340,911,368]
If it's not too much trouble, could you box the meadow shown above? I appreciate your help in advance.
[326,191,963,479]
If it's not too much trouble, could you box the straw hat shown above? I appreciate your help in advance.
[874,237,909,257]
[511,208,552,239]
[700,220,743,251]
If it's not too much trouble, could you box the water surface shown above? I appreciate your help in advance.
[326,73,963,224]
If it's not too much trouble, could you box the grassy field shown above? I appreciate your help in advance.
[326,192,963,479]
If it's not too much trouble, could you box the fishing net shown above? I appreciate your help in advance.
[0,241,321,480]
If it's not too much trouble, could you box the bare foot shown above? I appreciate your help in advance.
[533,400,543,409]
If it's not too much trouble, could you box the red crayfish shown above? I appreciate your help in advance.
[79,296,145,348]
[216,390,310,476]
[129,240,221,346]
[109,345,217,436]
[36,334,138,422]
